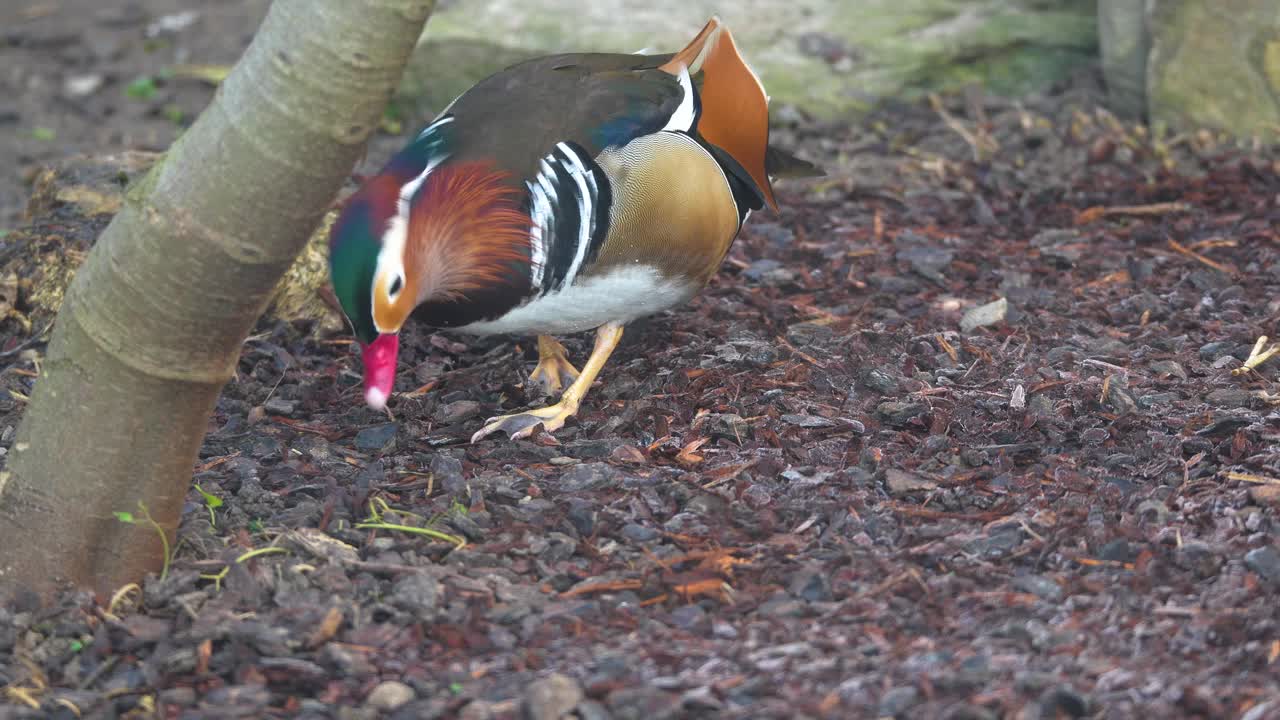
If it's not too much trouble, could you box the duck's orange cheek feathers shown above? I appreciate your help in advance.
[360,333,399,410]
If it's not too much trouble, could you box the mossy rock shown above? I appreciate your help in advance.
[401,0,1098,120]
[1147,1,1280,141]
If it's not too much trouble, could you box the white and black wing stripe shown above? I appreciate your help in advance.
[526,141,612,296]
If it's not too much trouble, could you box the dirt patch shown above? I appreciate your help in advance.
[3,3,1280,719]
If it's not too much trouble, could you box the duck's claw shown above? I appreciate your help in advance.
[469,402,577,442]
[471,323,625,444]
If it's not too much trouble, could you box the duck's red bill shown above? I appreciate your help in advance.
[360,333,399,410]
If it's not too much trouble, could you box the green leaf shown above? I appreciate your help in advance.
[31,127,56,141]
[69,639,84,653]
[162,104,185,125]
[193,483,223,509]
[113,511,135,523]
[379,101,403,135]
[126,76,158,101]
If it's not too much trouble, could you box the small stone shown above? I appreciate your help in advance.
[262,397,297,417]
[366,681,415,712]
[781,414,838,428]
[1249,485,1280,508]
[1098,539,1132,563]
[354,423,397,453]
[606,687,680,720]
[1009,384,1026,410]
[159,686,197,707]
[686,493,728,516]
[752,222,794,245]
[742,258,782,282]
[1037,685,1089,718]
[872,274,921,294]
[1040,245,1082,267]
[63,73,104,97]
[970,527,1023,558]
[576,700,613,720]
[705,413,750,442]
[884,468,937,496]
[877,401,926,426]
[566,498,596,536]
[1244,546,1280,585]
[735,340,781,366]
[559,463,613,491]
[787,321,834,346]
[459,700,496,720]
[663,511,709,535]
[741,484,773,508]
[1138,392,1179,408]
[1011,574,1061,600]
[523,673,583,720]
[758,264,797,286]
[430,454,466,494]
[1045,346,1079,365]
[1176,541,1222,579]
[1103,453,1137,468]
[960,298,1008,332]
[1030,228,1081,247]
[896,242,953,283]
[1150,360,1187,380]
[1195,416,1251,437]
[318,640,373,676]
[1103,381,1139,415]
[436,400,481,423]
[1198,341,1238,362]
[669,604,708,631]
[861,368,900,394]
[941,704,998,720]
[1028,394,1056,418]
[788,565,833,602]
[390,572,441,615]
[145,10,200,37]
[879,686,921,717]
[620,523,658,542]
[1080,427,1110,445]
[1205,388,1251,409]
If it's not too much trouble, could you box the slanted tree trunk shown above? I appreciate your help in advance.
[0,0,436,600]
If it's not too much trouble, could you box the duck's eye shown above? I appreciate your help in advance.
[387,273,404,300]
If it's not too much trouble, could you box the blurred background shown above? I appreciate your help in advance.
[2,0,1277,228]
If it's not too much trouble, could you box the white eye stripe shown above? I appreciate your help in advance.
[373,118,452,332]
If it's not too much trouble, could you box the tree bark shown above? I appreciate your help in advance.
[0,0,436,601]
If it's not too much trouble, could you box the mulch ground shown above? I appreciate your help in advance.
[3,26,1280,720]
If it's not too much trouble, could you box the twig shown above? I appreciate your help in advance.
[560,579,644,598]
[1232,336,1280,376]
[928,93,997,162]
[1225,471,1280,486]
[1167,236,1232,273]
[0,320,53,358]
[1075,201,1191,225]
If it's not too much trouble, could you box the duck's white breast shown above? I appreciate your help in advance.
[457,263,696,336]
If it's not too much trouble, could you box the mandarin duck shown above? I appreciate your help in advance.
[328,16,820,442]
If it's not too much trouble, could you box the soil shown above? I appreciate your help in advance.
[3,2,1280,720]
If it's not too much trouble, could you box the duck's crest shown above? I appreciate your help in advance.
[659,16,776,211]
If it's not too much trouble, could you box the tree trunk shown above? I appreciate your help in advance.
[0,0,436,601]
